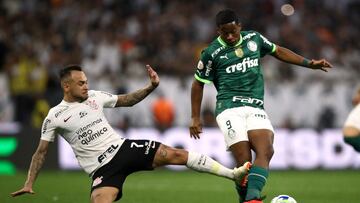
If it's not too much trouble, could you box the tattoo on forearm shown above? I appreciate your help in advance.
[117,85,154,107]
[26,152,46,185]
[160,149,168,158]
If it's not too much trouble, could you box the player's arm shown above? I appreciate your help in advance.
[115,65,159,107]
[11,140,50,197]
[189,79,204,139]
[272,45,332,71]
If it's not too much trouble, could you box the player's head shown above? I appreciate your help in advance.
[352,85,360,106]
[60,64,89,102]
[216,9,241,46]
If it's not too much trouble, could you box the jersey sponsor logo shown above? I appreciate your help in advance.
[55,106,69,118]
[211,46,225,58]
[85,99,99,110]
[63,115,72,122]
[98,144,119,163]
[242,32,256,41]
[197,60,204,70]
[75,118,104,145]
[92,176,103,187]
[247,41,258,52]
[220,54,229,60]
[226,57,259,73]
[79,111,88,118]
[42,119,51,134]
[78,127,108,145]
[232,96,264,106]
[235,48,244,57]
[260,34,273,47]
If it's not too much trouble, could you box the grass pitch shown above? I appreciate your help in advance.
[1,169,359,203]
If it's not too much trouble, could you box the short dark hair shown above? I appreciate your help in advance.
[216,9,239,27]
[59,64,83,80]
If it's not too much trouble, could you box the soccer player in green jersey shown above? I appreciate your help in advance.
[343,86,360,152]
[189,9,332,203]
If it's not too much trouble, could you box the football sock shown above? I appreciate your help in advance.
[344,136,360,152]
[245,166,268,201]
[235,182,247,203]
[186,151,234,179]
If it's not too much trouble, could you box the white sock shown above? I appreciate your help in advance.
[186,151,234,180]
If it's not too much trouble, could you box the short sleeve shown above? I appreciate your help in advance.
[194,49,214,84]
[40,116,57,142]
[96,91,118,108]
[258,33,276,57]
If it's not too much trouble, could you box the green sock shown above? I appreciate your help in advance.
[344,136,360,152]
[235,182,247,203]
[245,166,268,201]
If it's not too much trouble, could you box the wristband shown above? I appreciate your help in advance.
[302,58,311,67]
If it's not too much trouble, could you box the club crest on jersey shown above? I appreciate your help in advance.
[228,129,236,139]
[197,61,204,70]
[235,48,244,57]
[247,41,257,52]
[92,176,103,187]
[85,100,99,110]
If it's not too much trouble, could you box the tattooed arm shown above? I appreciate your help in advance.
[115,65,160,107]
[11,140,50,197]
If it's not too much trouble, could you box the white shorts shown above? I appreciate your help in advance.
[344,104,360,129]
[216,106,274,148]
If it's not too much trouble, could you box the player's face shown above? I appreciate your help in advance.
[352,88,360,106]
[66,71,89,102]
[218,22,241,46]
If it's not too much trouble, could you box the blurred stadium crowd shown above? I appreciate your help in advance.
[0,0,359,131]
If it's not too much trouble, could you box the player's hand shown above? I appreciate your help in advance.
[189,117,202,139]
[11,186,35,197]
[309,59,333,72]
[146,65,160,88]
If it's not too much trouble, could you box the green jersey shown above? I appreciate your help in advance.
[194,31,276,115]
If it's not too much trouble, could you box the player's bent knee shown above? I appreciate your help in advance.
[91,188,118,203]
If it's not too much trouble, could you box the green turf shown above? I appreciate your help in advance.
[1,169,359,203]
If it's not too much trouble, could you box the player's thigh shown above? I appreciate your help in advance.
[247,129,274,157]
[229,141,252,166]
[153,144,188,167]
[91,186,119,203]
[216,108,248,149]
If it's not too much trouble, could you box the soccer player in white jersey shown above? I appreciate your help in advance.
[11,64,250,203]
[343,86,360,152]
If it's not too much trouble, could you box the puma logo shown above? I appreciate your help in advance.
[220,54,228,60]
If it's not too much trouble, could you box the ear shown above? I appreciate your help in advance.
[61,81,70,91]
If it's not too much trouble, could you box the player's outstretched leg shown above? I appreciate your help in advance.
[234,162,252,203]
[152,144,249,180]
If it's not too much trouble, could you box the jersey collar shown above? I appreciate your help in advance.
[217,34,243,47]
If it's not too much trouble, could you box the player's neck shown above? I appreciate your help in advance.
[63,94,82,103]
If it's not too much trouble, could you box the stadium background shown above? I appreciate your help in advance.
[0,0,359,202]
